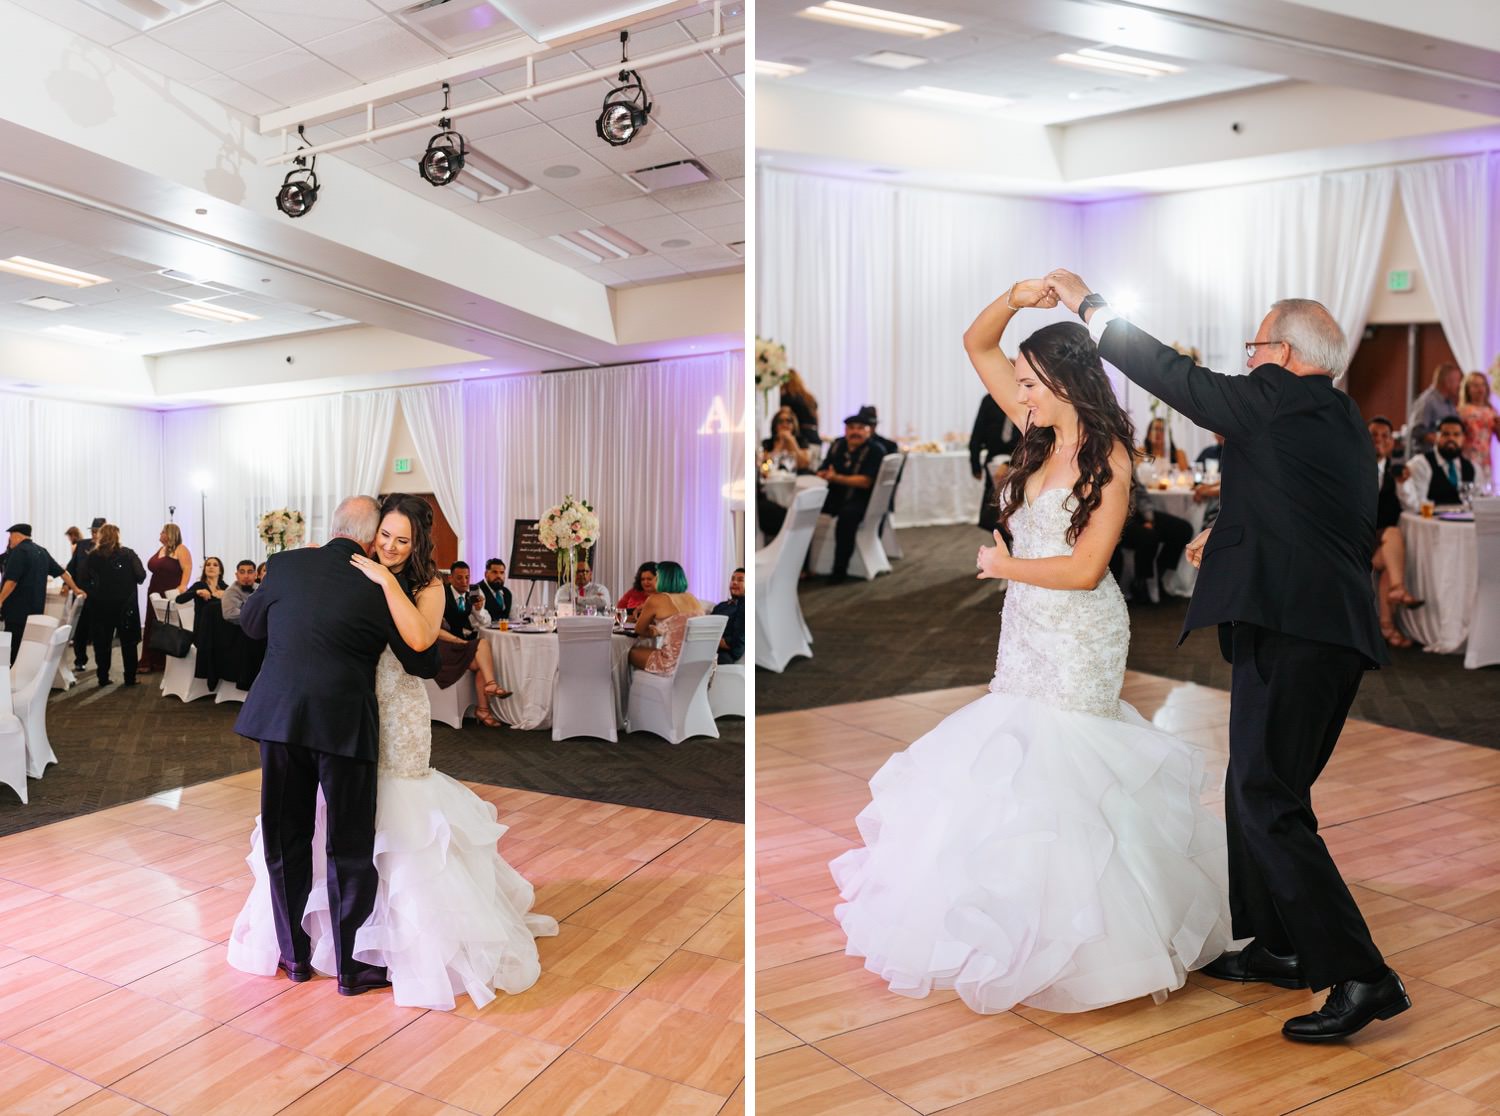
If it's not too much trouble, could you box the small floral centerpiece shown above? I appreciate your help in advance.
[258,508,305,555]
[755,336,790,399]
[538,495,599,593]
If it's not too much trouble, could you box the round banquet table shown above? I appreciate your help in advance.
[762,472,799,509]
[1147,487,1209,597]
[478,627,636,731]
[1396,510,1477,654]
[890,451,985,529]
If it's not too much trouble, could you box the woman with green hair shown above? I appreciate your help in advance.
[629,559,706,673]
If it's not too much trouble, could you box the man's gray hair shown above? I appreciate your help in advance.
[330,496,380,545]
[1269,299,1347,377]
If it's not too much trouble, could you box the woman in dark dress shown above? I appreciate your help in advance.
[140,523,192,674]
[83,524,147,686]
[176,557,228,688]
[780,369,819,444]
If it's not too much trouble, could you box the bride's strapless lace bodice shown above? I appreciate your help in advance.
[376,647,433,778]
[991,488,1128,720]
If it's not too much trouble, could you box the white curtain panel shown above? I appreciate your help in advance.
[0,393,32,541]
[344,390,398,502]
[463,352,744,606]
[1398,152,1500,373]
[396,384,466,549]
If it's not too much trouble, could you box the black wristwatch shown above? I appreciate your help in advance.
[1078,293,1107,321]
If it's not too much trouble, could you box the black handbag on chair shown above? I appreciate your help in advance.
[149,599,194,658]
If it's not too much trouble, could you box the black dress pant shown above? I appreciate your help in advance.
[1225,624,1384,990]
[90,600,138,683]
[823,492,870,579]
[72,600,91,669]
[1118,511,1194,586]
[258,741,381,980]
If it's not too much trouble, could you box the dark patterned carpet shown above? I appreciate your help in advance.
[758,524,1500,748]
[0,678,743,837]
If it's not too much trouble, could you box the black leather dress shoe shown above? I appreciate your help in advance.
[1202,941,1307,989]
[337,966,391,997]
[1283,969,1410,1042]
[278,958,313,983]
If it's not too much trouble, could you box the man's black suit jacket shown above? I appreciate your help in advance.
[235,537,442,762]
[477,580,512,620]
[1098,319,1387,667]
[1419,450,1475,505]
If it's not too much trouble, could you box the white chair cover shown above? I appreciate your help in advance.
[52,594,86,690]
[707,661,745,719]
[214,681,251,705]
[14,624,68,779]
[10,614,60,697]
[756,484,825,673]
[0,633,29,804]
[552,617,619,742]
[810,452,904,579]
[156,597,212,703]
[1465,498,1500,669]
[626,615,727,745]
[424,675,475,729]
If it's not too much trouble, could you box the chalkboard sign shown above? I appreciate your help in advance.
[508,519,555,581]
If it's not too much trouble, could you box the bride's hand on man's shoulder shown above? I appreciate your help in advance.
[976,530,1010,579]
[350,553,392,585]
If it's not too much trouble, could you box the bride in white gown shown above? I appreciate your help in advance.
[229,495,556,1010]
[830,280,1239,1015]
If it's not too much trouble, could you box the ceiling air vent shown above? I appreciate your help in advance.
[624,159,714,193]
[483,1,673,43]
[395,0,524,55]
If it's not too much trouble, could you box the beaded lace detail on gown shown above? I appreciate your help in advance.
[375,648,434,777]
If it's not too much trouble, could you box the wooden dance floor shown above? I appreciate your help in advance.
[757,673,1500,1115]
[0,773,745,1114]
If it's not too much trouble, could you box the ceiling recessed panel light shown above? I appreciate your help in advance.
[548,235,604,264]
[755,60,807,78]
[902,86,1014,110]
[167,302,261,325]
[798,2,960,39]
[44,324,125,345]
[20,296,75,311]
[0,256,109,288]
[857,50,929,69]
[1055,48,1184,78]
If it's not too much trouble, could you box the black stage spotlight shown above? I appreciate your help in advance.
[596,31,652,147]
[275,129,318,218]
[419,83,467,186]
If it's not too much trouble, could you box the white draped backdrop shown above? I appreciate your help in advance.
[759,152,1499,459]
[1,350,744,609]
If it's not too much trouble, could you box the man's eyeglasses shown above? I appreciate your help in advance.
[1244,340,1287,360]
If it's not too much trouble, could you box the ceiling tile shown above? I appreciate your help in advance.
[695,221,742,245]
[583,195,669,224]
[659,244,739,268]
[453,102,540,140]
[656,116,741,158]
[6,0,135,46]
[233,0,384,40]
[608,212,702,247]
[149,5,296,74]
[475,188,574,219]
[512,207,595,237]
[229,47,361,102]
[587,131,693,173]
[635,54,724,94]
[607,256,686,281]
[112,34,219,83]
[303,19,446,82]
[651,78,744,129]
[460,207,536,240]
[696,146,746,181]
[678,201,742,230]
[186,74,281,114]
[654,180,743,213]
[572,20,691,67]
[542,175,645,207]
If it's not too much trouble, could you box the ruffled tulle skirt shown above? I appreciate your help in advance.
[228,769,558,1010]
[829,691,1239,1015]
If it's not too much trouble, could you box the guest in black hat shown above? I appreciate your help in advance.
[817,409,889,583]
[0,524,84,665]
[64,518,105,671]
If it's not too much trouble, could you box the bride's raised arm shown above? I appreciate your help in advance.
[963,279,1057,433]
[351,554,444,651]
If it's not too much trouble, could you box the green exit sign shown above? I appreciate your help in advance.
[1388,269,1414,293]
[394,457,412,474]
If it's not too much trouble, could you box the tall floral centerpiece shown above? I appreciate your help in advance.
[538,495,599,612]
[756,335,790,435]
[258,508,305,556]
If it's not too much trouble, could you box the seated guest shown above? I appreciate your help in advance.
[617,562,657,614]
[0,523,84,664]
[255,561,267,585]
[477,558,512,620]
[177,557,229,688]
[1194,432,1225,468]
[630,560,706,673]
[781,368,820,444]
[1399,416,1475,508]
[572,558,610,610]
[762,406,817,470]
[1368,417,1423,649]
[1141,416,1189,472]
[818,409,889,583]
[432,586,510,727]
[711,567,745,664]
[1111,472,1193,604]
[222,560,257,624]
[176,556,227,606]
[443,560,473,632]
[81,524,145,685]
[970,394,1019,533]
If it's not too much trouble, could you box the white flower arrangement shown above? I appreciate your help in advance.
[755,336,790,397]
[258,507,305,554]
[537,495,599,553]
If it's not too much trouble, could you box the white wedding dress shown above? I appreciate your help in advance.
[830,487,1238,1015]
[228,648,558,1010]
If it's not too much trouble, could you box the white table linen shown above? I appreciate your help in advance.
[1397,511,1477,654]
[891,451,986,529]
[478,627,635,731]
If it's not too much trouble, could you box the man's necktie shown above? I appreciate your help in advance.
[1447,459,1459,489]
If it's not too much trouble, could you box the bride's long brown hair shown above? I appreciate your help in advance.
[996,322,1135,545]
[378,493,439,598]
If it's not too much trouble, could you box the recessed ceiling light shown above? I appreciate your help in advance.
[1055,47,1183,78]
[184,329,208,335]
[0,256,109,288]
[856,50,928,69]
[567,227,647,259]
[20,296,75,311]
[44,324,125,345]
[310,309,347,321]
[543,165,581,179]
[755,60,807,78]
[797,2,959,38]
[167,301,261,324]
[463,149,532,194]
[901,86,1014,110]
[548,235,604,264]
